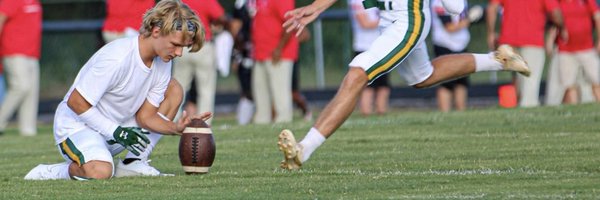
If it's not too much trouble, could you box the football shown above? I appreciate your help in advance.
[178,119,216,174]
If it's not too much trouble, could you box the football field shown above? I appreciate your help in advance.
[1,104,599,199]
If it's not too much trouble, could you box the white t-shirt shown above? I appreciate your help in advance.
[53,37,172,143]
[348,0,381,52]
[430,0,470,52]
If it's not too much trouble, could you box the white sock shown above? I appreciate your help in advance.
[56,162,71,179]
[298,127,326,162]
[473,53,503,72]
[125,112,167,160]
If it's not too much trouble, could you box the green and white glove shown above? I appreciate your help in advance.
[107,127,150,156]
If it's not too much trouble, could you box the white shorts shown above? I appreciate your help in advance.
[55,117,139,166]
[349,1,432,86]
[558,49,600,87]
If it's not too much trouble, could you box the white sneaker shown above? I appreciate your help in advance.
[114,159,163,177]
[278,129,303,170]
[24,162,69,180]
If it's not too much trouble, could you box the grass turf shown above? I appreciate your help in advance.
[1,104,600,199]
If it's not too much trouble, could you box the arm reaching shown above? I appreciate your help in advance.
[283,0,337,36]
[136,99,213,135]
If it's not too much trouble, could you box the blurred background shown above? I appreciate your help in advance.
[40,0,502,101]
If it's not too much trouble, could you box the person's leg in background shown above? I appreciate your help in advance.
[573,50,596,103]
[291,61,312,121]
[516,47,545,107]
[436,84,452,112]
[437,79,468,112]
[374,74,391,115]
[183,79,198,115]
[236,60,254,125]
[557,52,580,104]
[252,61,272,124]
[192,43,217,125]
[576,49,600,102]
[452,78,468,111]
[361,74,391,115]
[359,86,375,116]
[0,56,39,136]
[268,60,294,123]
[359,74,390,116]
[544,50,564,106]
[433,45,469,112]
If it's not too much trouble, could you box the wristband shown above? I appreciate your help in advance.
[78,107,120,137]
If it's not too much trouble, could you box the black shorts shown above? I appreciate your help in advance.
[433,45,470,90]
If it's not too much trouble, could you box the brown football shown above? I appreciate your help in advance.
[178,119,215,174]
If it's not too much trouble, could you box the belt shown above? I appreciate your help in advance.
[362,0,394,10]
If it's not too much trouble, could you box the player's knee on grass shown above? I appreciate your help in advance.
[78,160,113,179]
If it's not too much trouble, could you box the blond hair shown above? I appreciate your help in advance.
[140,0,205,52]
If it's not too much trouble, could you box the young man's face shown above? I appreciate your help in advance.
[153,28,194,62]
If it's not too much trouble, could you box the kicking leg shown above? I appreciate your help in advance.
[278,68,367,169]
[313,68,368,136]
[415,45,529,88]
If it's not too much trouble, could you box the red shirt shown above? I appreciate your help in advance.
[0,0,42,58]
[492,0,560,47]
[557,0,599,52]
[252,0,298,61]
[182,0,224,41]
[103,0,154,33]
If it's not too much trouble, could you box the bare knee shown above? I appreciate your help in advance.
[77,161,113,180]
[167,78,184,101]
[344,68,369,87]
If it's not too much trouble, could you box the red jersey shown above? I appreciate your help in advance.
[103,0,154,33]
[492,0,560,47]
[182,0,225,41]
[252,0,298,61]
[557,0,599,52]
[0,0,42,58]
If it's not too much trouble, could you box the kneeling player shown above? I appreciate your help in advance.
[24,0,209,180]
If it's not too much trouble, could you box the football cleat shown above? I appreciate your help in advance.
[24,162,70,180]
[114,159,169,177]
[278,129,303,170]
[494,44,531,77]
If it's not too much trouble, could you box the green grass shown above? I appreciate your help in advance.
[2,104,600,199]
